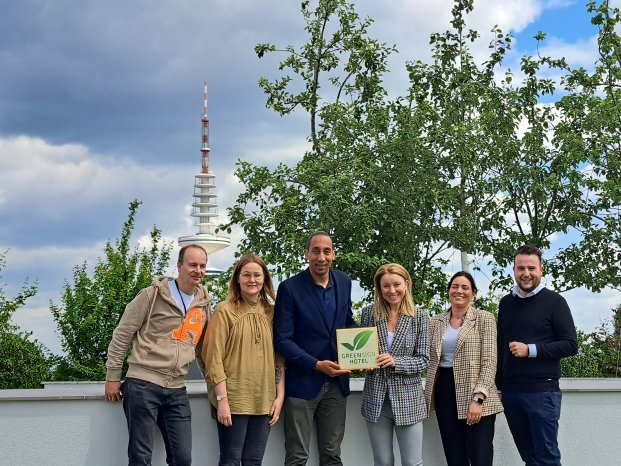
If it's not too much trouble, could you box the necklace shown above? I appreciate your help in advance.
[449,309,465,327]
[174,280,193,315]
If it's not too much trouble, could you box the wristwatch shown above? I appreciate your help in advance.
[216,394,227,401]
[472,396,484,405]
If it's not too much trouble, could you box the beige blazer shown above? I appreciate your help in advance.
[424,306,503,419]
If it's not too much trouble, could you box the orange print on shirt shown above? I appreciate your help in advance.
[171,307,204,344]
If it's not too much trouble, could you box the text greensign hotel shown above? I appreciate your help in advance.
[336,327,379,370]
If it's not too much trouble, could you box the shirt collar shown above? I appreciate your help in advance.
[512,281,545,298]
[312,270,333,289]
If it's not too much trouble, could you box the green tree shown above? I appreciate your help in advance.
[229,0,453,304]
[404,0,516,277]
[0,251,54,389]
[546,0,621,292]
[50,200,172,381]
[226,0,621,306]
[562,302,621,377]
[0,332,54,389]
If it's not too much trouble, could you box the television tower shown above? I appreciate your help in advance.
[178,82,230,256]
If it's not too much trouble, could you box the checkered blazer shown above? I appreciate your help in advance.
[360,304,430,426]
[424,306,503,419]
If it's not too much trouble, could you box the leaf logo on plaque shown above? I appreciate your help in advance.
[336,327,379,370]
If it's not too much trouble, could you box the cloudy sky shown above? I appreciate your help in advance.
[1,0,618,354]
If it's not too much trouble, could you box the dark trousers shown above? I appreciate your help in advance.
[122,377,192,466]
[434,368,496,466]
[502,391,562,466]
[216,413,271,466]
[283,381,347,466]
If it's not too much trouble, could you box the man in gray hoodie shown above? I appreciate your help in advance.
[105,244,212,466]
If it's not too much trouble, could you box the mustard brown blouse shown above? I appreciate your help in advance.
[203,299,283,414]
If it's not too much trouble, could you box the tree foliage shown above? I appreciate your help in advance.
[224,0,621,307]
[562,302,621,377]
[50,200,172,381]
[0,331,54,389]
[231,0,451,305]
[0,251,54,389]
[545,0,621,292]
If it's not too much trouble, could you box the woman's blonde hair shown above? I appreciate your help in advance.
[227,253,275,312]
[373,263,416,321]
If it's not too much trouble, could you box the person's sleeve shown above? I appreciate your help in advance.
[527,343,538,358]
[473,311,497,398]
[105,287,152,381]
[203,304,229,385]
[394,309,430,375]
[274,282,318,372]
[194,300,212,376]
[495,304,504,391]
[536,295,578,359]
[360,305,372,328]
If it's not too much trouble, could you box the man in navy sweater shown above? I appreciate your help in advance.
[496,245,578,466]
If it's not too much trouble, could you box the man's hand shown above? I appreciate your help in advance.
[315,360,351,377]
[104,380,122,402]
[509,341,529,358]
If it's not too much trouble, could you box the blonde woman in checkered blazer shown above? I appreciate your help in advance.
[361,263,430,466]
[424,271,503,466]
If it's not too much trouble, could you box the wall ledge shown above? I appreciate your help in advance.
[2,377,620,402]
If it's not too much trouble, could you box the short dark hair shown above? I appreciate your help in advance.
[447,271,478,294]
[306,231,333,250]
[178,244,207,264]
[513,245,543,263]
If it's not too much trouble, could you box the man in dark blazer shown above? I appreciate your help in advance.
[274,231,356,466]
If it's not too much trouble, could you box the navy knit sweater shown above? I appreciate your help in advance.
[496,288,578,392]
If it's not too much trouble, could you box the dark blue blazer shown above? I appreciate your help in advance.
[274,268,356,399]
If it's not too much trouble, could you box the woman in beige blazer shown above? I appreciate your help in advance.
[424,271,502,466]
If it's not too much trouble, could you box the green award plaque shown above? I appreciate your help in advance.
[336,326,379,370]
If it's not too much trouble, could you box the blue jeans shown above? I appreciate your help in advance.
[216,414,270,466]
[502,391,562,466]
[122,378,192,466]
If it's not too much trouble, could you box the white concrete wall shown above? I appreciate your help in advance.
[1,379,620,465]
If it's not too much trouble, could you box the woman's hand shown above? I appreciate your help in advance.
[376,352,395,369]
[217,400,232,427]
[466,401,483,425]
[268,396,284,427]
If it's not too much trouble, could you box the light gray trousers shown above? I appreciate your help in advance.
[365,397,423,466]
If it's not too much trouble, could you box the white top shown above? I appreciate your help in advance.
[386,331,395,352]
[169,278,194,315]
[439,323,461,368]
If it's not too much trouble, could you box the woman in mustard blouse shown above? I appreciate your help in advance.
[203,253,285,465]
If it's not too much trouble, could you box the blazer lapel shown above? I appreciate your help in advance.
[455,305,476,355]
[390,314,410,354]
[327,271,339,332]
[377,317,388,353]
[433,312,450,358]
